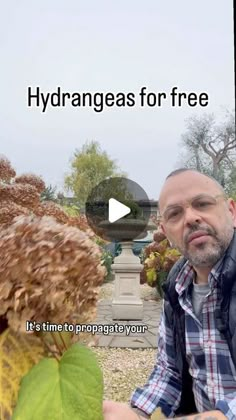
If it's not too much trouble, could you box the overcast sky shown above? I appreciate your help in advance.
[0,1,234,200]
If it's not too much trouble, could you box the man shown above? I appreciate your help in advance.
[103,168,236,419]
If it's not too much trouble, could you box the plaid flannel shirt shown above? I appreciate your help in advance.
[130,258,236,418]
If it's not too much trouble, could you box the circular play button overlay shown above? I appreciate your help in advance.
[85,177,154,241]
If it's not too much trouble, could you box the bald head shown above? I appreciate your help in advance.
[166,168,225,190]
[159,169,225,212]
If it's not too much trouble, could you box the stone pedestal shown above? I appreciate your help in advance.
[111,242,143,320]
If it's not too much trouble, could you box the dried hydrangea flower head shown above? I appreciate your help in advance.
[0,156,16,182]
[15,174,46,194]
[34,201,70,224]
[0,158,73,227]
[0,216,106,333]
[0,183,40,209]
[0,200,30,226]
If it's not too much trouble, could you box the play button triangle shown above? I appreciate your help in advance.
[108,198,131,223]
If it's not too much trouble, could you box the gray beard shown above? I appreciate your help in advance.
[174,224,234,268]
[184,240,226,267]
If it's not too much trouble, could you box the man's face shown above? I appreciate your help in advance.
[159,171,236,268]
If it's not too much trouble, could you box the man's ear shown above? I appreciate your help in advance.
[227,198,236,227]
[160,222,166,235]
[160,222,173,247]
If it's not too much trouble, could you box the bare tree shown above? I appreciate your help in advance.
[177,111,235,187]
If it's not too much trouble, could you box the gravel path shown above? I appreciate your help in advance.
[92,281,160,402]
[93,347,157,402]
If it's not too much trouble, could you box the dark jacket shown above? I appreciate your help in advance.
[162,228,236,415]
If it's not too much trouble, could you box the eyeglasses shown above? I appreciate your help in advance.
[160,194,227,224]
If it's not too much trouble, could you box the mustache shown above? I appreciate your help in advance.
[184,224,217,245]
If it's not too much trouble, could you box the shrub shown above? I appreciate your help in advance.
[141,232,181,298]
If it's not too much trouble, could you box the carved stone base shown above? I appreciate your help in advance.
[111,242,143,320]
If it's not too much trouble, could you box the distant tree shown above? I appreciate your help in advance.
[226,164,236,200]
[177,110,235,188]
[64,141,126,208]
[40,184,57,202]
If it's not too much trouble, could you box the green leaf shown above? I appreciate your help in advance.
[12,343,103,420]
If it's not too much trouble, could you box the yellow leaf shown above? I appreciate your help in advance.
[0,328,44,419]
